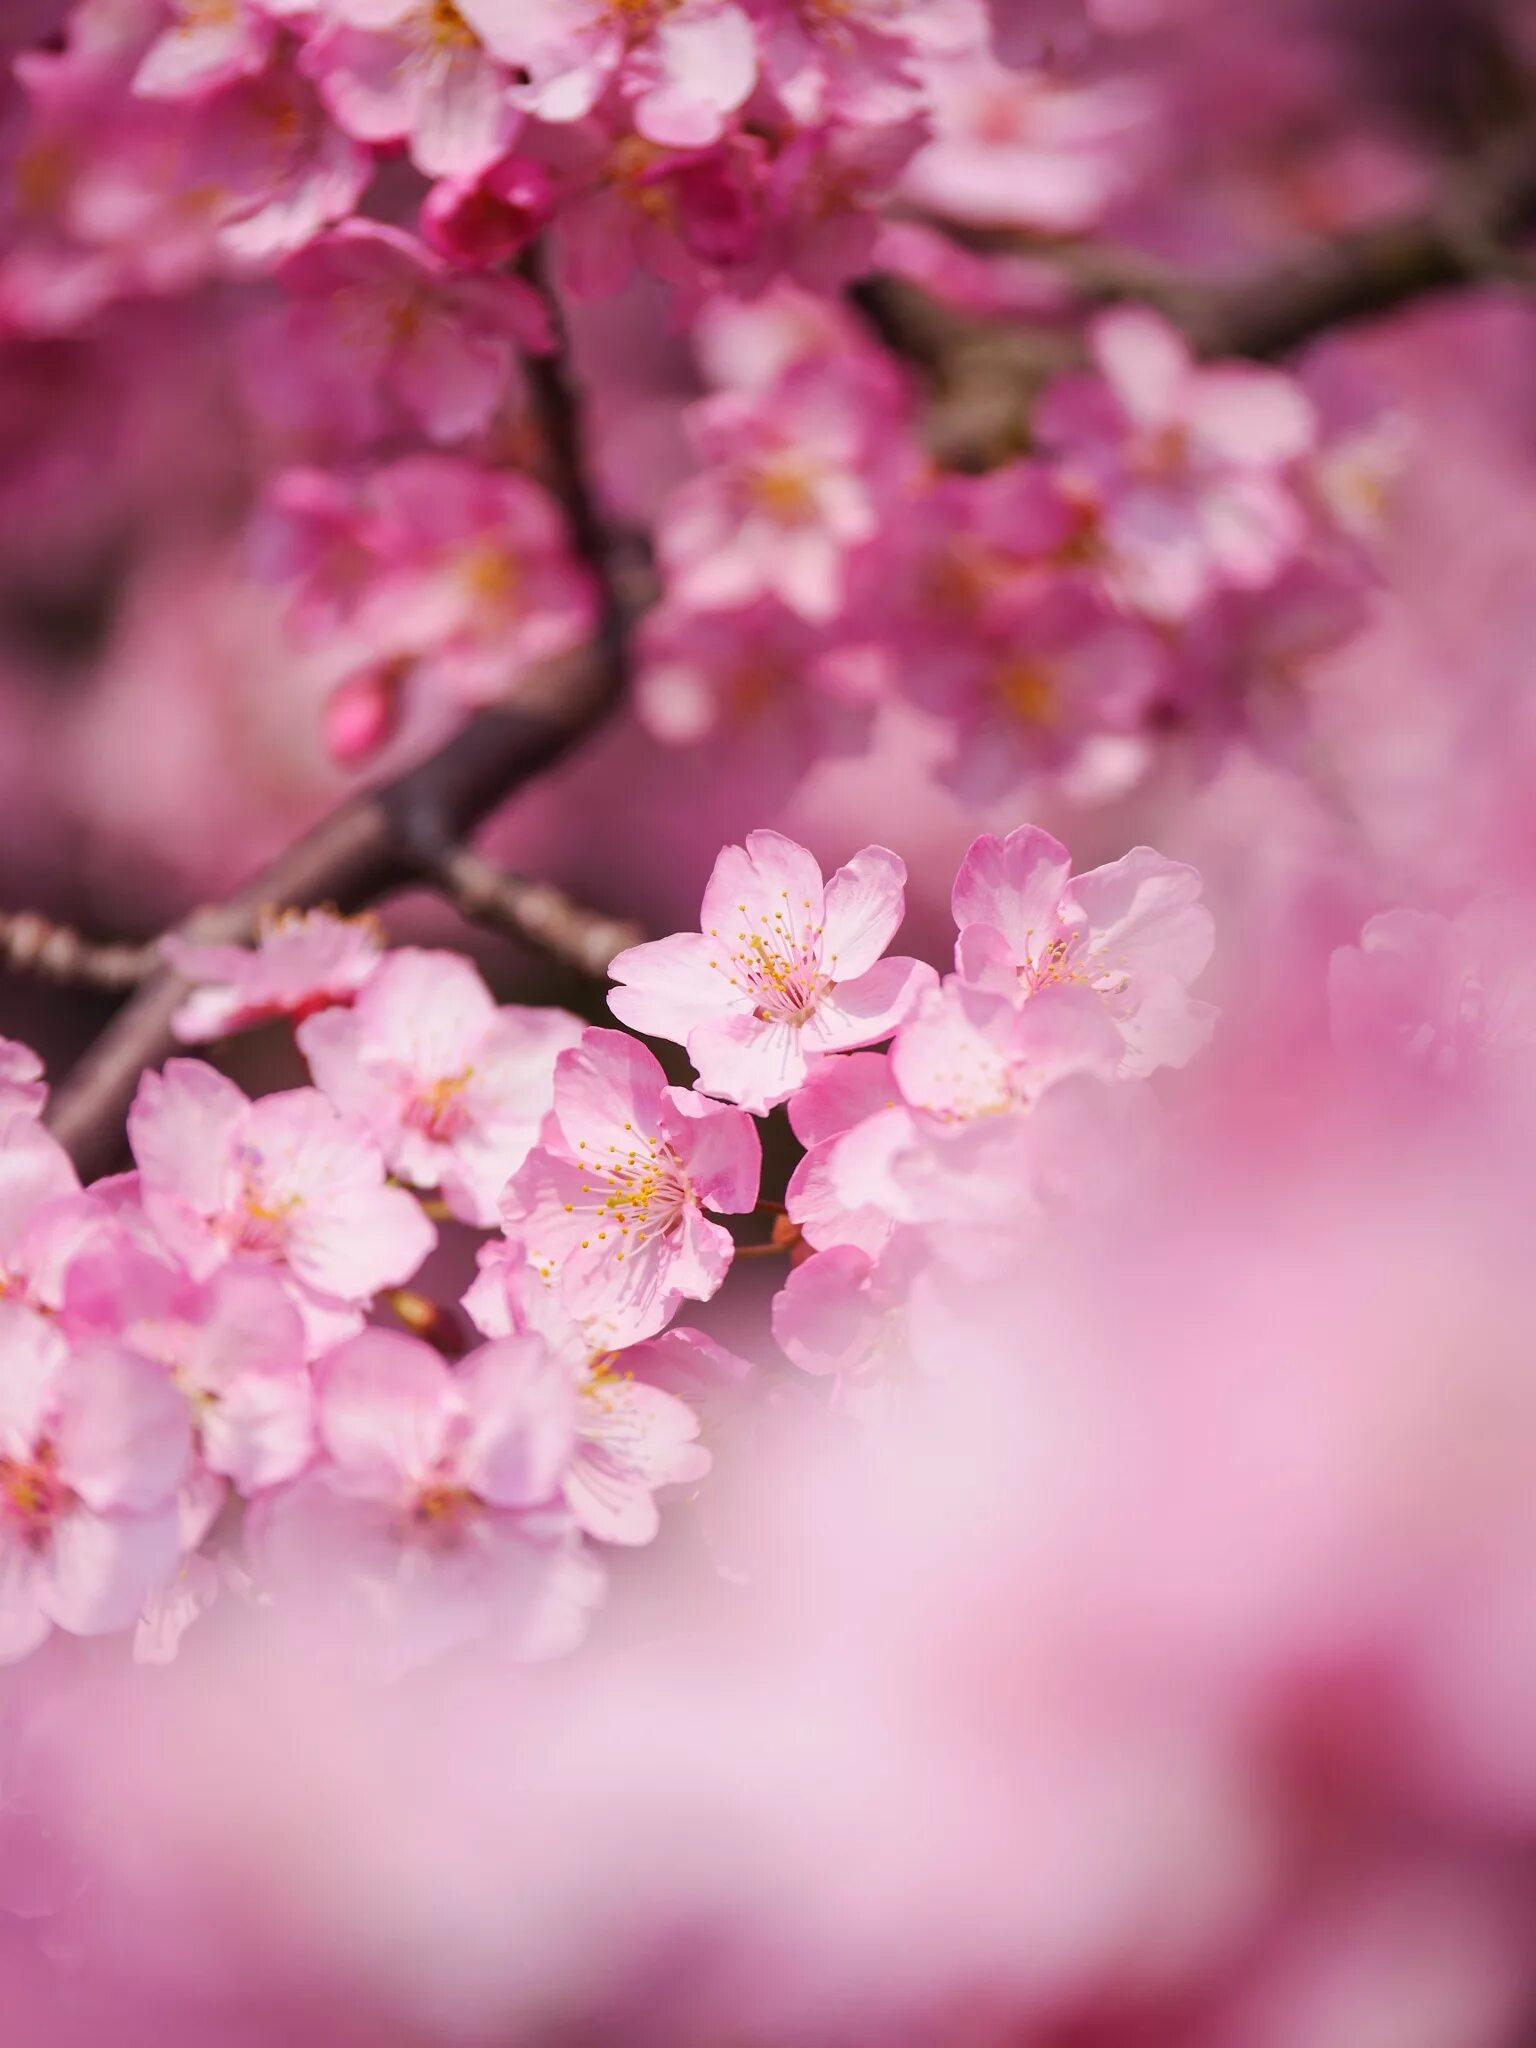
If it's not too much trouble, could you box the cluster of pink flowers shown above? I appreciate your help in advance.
[0,818,1227,1672]
[624,282,1391,807]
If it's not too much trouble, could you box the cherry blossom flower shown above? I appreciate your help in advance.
[553,122,771,299]
[163,908,385,1044]
[298,948,585,1225]
[62,1251,314,1496]
[607,829,935,1113]
[248,221,548,449]
[463,1240,736,1545]
[1329,901,1536,1090]
[658,358,909,623]
[903,52,1152,234]
[131,0,275,100]
[752,0,982,128]
[0,1302,190,1664]
[302,0,522,179]
[1038,307,1317,622]
[345,455,598,708]
[501,1027,760,1346]
[128,1062,436,1348]
[251,1327,602,1669]
[952,825,1218,1076]
[419,152,557,267]
[459,0,758,149]
[0,1112,87,1309]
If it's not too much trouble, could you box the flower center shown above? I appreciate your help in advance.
[404,1070,474,1142]
[0,1445,70,1547]
[711,895,833,1025]
[421,0,477,47]
[995,656,1057,726]
[572,1131,693,1256]
[745,457,821,527]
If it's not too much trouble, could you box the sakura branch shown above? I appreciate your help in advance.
[0,909,157,992]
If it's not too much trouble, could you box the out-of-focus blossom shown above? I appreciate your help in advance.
[0,1039,47,1120]
[501,1026,760,1345]
[1039,306,1318,621]
[459,0,758,148]
[247,221,548,449]
[131,0,275,100]
[419,151,558,266]
[302,0,522,179]
[608,829,934,1112]
[163,907,385,1043]
[252,1326,601,1670]
[658,357,912,623]
[298,947,585,1225]
[128,1062,435,1348]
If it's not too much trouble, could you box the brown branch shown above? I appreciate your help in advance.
[45,242,638,1183]
[0,911,157,991]
[860,130,1536,467]
[431,848,643,979]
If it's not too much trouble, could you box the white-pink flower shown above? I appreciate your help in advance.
[1038,307,1317,622]
[163,908,385,1044]
[62,1250,314,1497]
[298,948,585,1225]
[464,1240,734,1545]
[608,829,935,1113]
[250,221,548,449]
[952,825,1217,1076]
[0,1302,191,1664]
[658,359,906,623]
[501,1027,760,1346]
[302,0,521,179]
[0,1112,87,1310]
[459,0,758,149]
[128,1062,436,1348]
[252,1327,602,1670]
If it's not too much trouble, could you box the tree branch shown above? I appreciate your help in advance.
[0,911,157,992]
[45,243,638,1182]
[860,129,1536,466]
[429,848,643,978]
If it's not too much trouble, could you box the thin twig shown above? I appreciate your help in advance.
[0,911,157,991]
[432,848,643,978]
[45,240,637,1182]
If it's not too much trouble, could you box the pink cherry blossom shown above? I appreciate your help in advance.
[553,123,771,300]
[459,0,758,149]
[608,829,935,1113]
[0,1301,190,1663]
[163,907,385,1044]
[952,824,1218,1076]
[419,152,558,267]
[346,455,598,707]
[128,1062,436,1347]
[252,1327,602,1668]
[1038,307,1318,622]
[298,948,585,1225]
[302,0,522,179]
[658,358,909,623]
[248,221,548,449]
[752,0,981,128]
[0,1111,86,1309]
[131,0,275,100]
[501,1027,760,1346]
[462,1240,730,1545]
[784,1048,898,1255]
[1329,900,1536,1090]
[62,1251,314,1495]
[902,52,1151,234]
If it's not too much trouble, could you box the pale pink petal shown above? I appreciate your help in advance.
[128,1061,246,1233]
[54,1342,192,1514]
[607,931,738,1043]
[662,1087,762,1209]
[951,827,1074,953]
[315,1330,455,1491]
[700,829,827,941]
[687,1010,810,1113]
[1090,305,1189,430]
[1187,365,1316,467]
[803,956,937,1053]
[632,2,757,148]
[819,844,908,981]
[43,1505,182,1637]
[455,1335,577,1509]
[786,1050,896,1148]
[0,1304,66,1456]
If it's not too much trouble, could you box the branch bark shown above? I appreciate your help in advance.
[0,911,157,992]
[45,245,637,1182]
[430,848,643,978]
